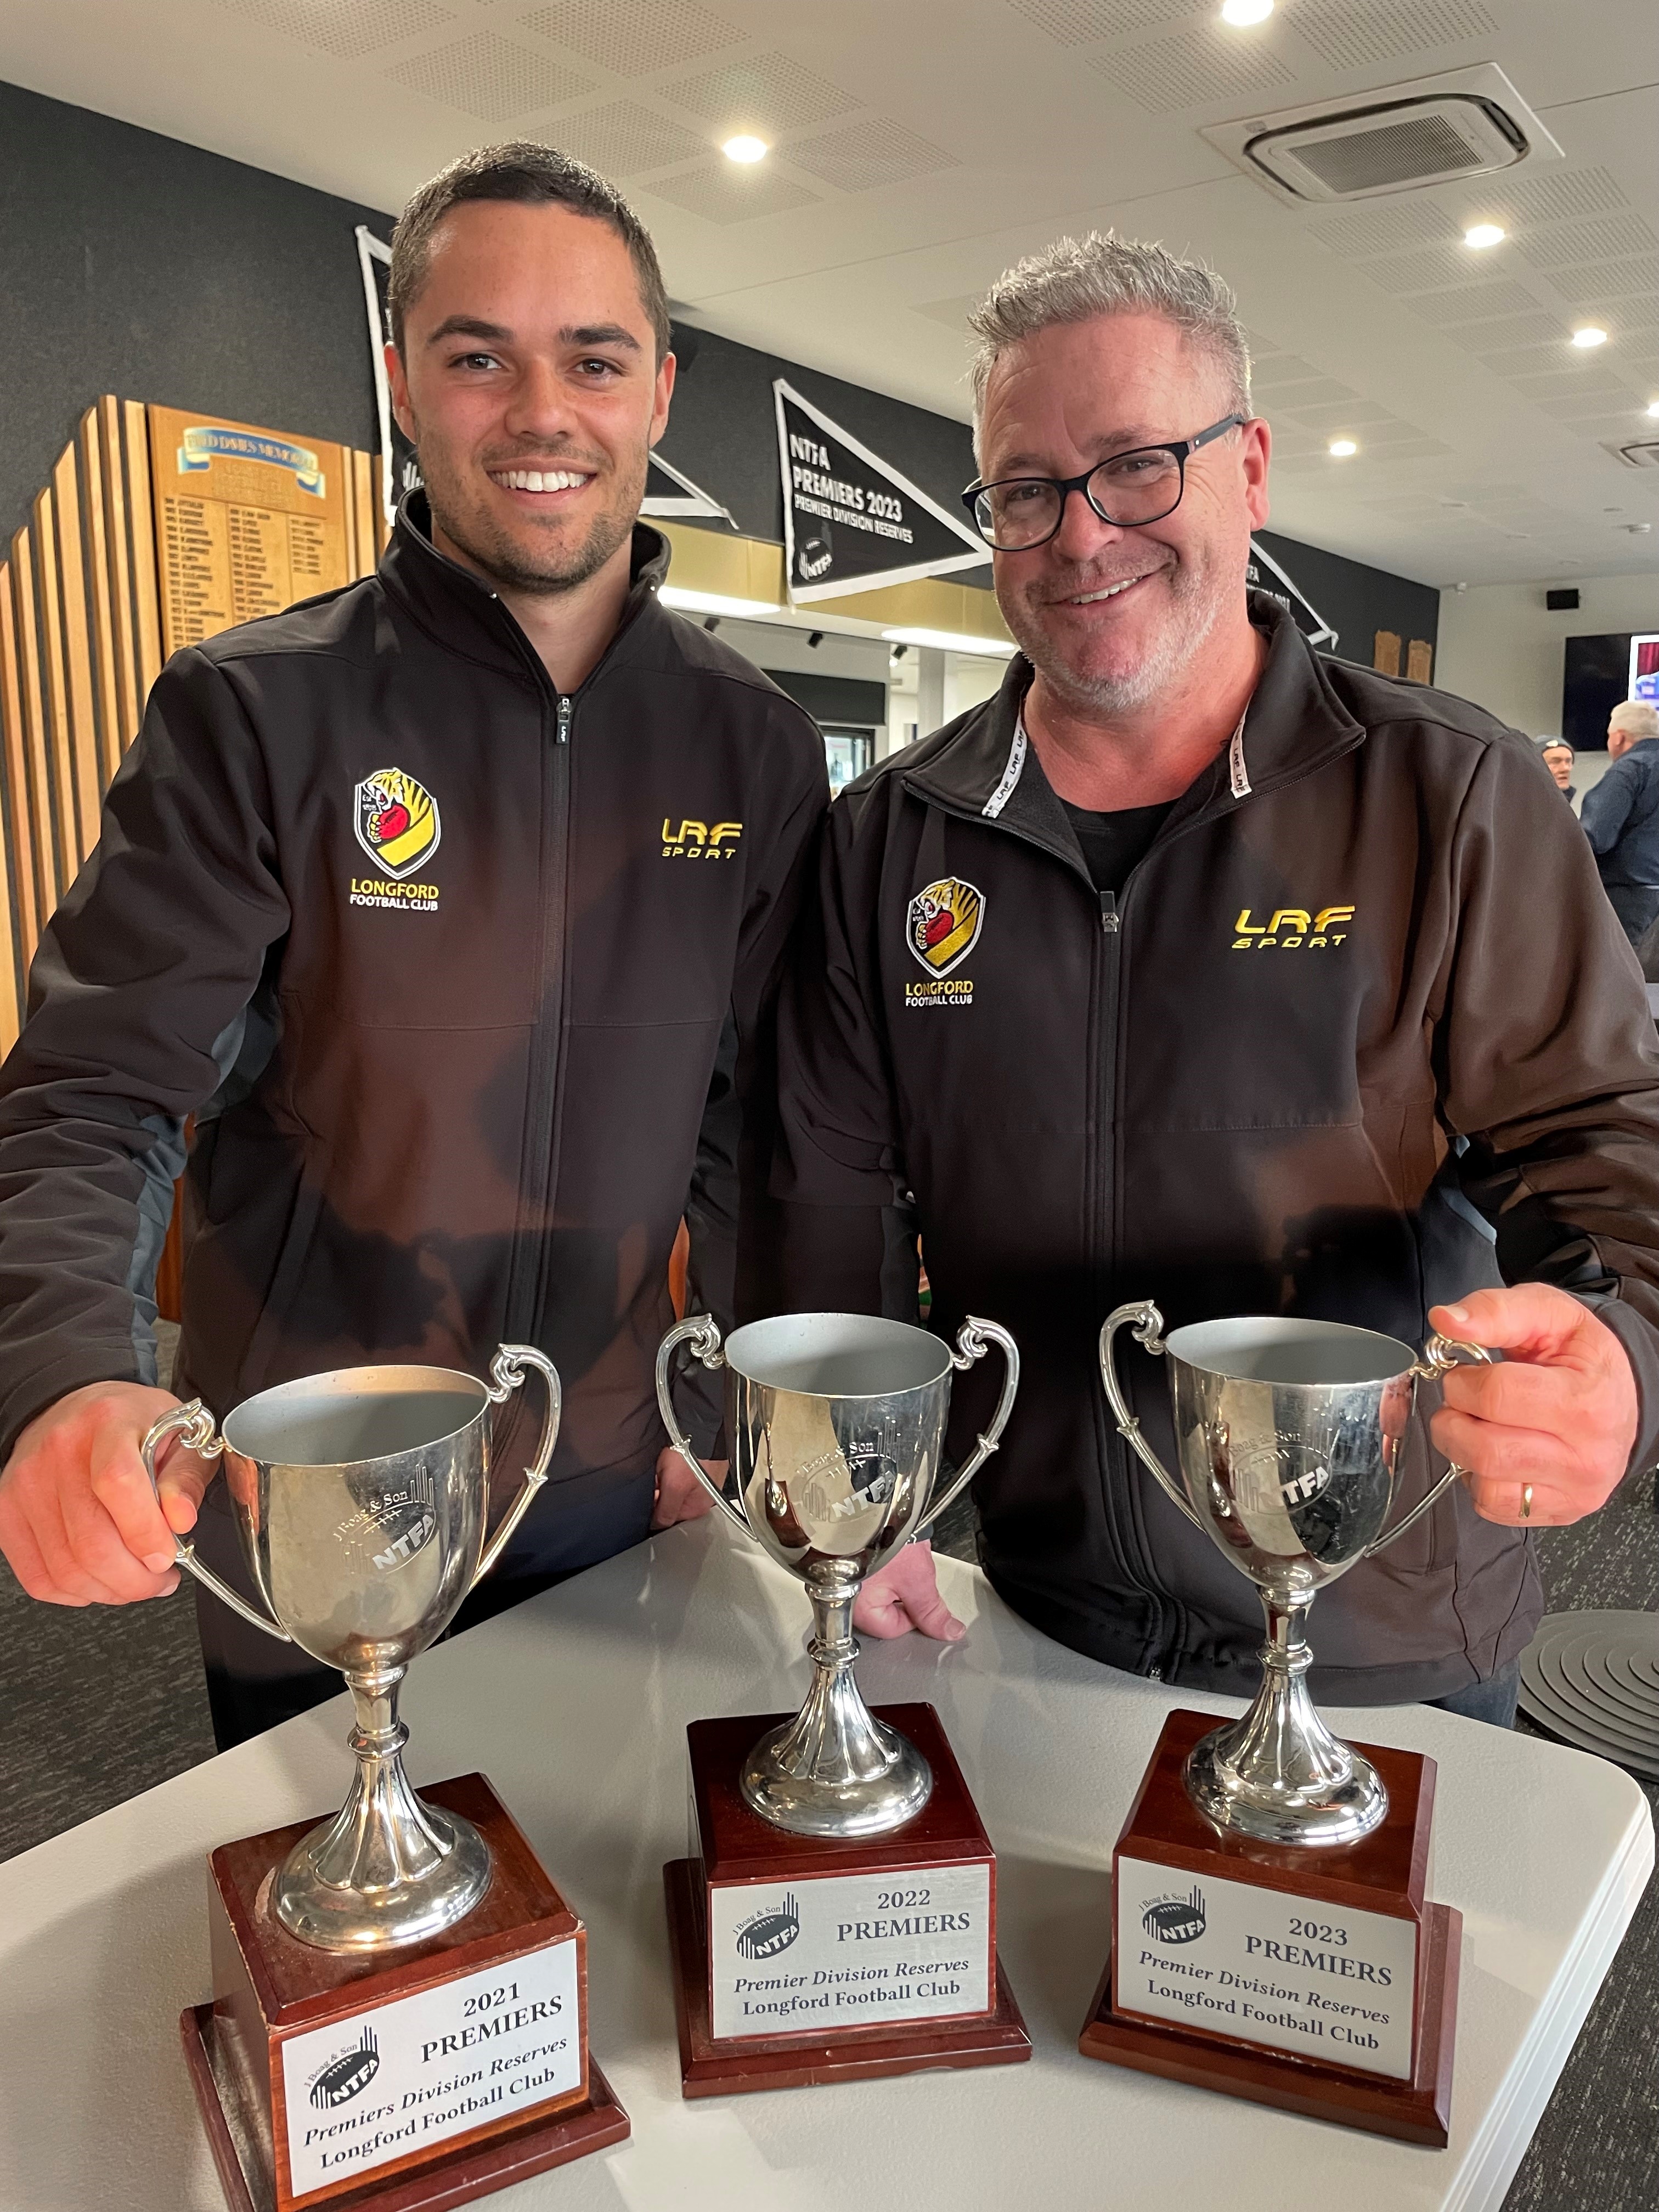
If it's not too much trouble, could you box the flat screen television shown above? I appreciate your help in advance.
[1563,633,1633,751]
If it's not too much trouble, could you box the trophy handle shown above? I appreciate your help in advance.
[654,1313,749,1538]
[1098,1300,1206,1532]
[473,1344,563,1587]
[1366,1332,1496,1556]
[138,1401,291,1641]
[911,1317,1021,1538]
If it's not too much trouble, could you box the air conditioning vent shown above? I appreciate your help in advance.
[1203,65,1562,207]
[1602,439,1659,470]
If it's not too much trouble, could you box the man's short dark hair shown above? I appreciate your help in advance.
[388,142,672,362]
[1539,737,1575,758]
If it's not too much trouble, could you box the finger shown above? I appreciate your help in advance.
[154,1440,216,1535]
[851,1587,913,1640]
[898,1581,966,1643]
[1430,1285,1584,1360]
[1431,1406,1609,1498]
[1437,1357,1601,1431]
[1462,1472,1571,1527]
[59,1470,180,1601]
[0,1497,91,1605]
[20,1478,136,1605]
[92,1425,198,1556]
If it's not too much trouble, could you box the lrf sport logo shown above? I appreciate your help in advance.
[662,818,743,860]
[1141,1886,1207,1945]
[734,1893,801,1960]
[1232,903,1353,950]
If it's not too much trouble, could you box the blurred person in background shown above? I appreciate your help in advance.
[1583,701,1659,941]
[1539,737,1576,803]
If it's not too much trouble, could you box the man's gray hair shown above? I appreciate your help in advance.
[1610,701,1659,742]
[967,232,1251,443]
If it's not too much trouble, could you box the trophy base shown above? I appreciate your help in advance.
[667,1702,1031,2098]
[1079,1709,1459,2147]
[270,1803,494,1954]
[188,1773,629,2211]
[1184,1728,1390,1848]
[740,1714,933,1838]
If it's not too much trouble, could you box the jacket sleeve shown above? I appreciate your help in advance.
[1437,732,1659,1475]
[674,709,828,1452]
[0,651,289,1458]
[771,791,921,1319]
[1581,755,1635,856]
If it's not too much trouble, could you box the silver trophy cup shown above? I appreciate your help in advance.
[656,1311,1019,1839]
[1100,1304,1492,1847]
[141,1347,560,1950]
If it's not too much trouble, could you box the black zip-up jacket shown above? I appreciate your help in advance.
[0,498,827,1566]
[776,598,1659,1704]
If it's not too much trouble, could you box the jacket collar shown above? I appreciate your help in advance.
[901,594,1365,840]
[377,490,673,685]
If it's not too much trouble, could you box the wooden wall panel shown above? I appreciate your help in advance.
[123,398,163,704]
[98,398,143,753]
[31,487,81,893]
[52,444,104,863]
[9,527,59,923]
[80,409,124,786]
[0,565,31,1052]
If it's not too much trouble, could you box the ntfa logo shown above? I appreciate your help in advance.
[354,768,440,880]
[734,1893,801,1960]
[1141,1886,1206,1945]
[662,818,743,860]
[1232,903,1353,950]
[308,2025,380,2109]
[907,877,984,977]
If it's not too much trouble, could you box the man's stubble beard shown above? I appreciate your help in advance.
[1003,542,1231,719]
[415,423,650,598]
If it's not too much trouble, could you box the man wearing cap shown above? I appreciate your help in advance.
[774,233,1659,1724]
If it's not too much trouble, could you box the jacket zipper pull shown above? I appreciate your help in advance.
[1100,890,1120,936]
[556,696,572,744]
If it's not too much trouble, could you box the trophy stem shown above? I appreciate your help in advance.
[739,1570,934,1839]
[269,1664,492,1951]
[1183,1587,1390,1848]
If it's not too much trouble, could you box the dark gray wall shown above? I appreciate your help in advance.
[1256,527,1439,668]
[0,80,394,540]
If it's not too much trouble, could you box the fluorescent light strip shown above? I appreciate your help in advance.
[659,586,781,618]
[881,627,1016,658]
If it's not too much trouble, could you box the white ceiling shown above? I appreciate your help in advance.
[5,0,1659,588]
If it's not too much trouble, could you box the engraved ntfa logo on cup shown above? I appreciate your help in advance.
[1141,1886,1207,1945]
[308,2024,380,2109]
[334,1476,438,1572]
[735,1892,802,1960]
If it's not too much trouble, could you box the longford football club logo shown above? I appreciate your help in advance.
[1141,1886,1207,1945]
[907,877,984,978]
[354,768,441,881]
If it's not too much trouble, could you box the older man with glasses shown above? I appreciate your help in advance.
[775,232,1659,1728]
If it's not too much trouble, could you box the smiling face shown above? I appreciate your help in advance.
[387,198,673,596]
[978,313,1269,718]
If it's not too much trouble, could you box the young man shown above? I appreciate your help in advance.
[0,145,828,1745]
[1538,737,1576,802]
[776,234,1659,1719]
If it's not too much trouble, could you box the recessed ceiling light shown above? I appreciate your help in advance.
[721,134,769,164]
[881,627,1015,658]
[1328,438,1358,458]
[659,586,780,618]
[1571,326,1609,348]
[1220,0,1273,21]
[1647,399,1659,418]
[1464,223,1505,250]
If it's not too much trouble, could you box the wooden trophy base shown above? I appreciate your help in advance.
[665,1702,1031,2098]
[187,1773,629,2211]
[1079,1709,1460,2148]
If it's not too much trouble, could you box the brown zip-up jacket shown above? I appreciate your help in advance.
[776,596,1659,1703]
[0,499,827,1573]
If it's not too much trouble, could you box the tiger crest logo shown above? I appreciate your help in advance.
[353,768,440,880]
[906,877,984,977]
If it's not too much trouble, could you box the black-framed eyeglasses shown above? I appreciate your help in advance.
[961,414,1247,551]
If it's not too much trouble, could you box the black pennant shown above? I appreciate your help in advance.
[642,453,737,526]
[1248,538,1337,650]
[775,380,985,604]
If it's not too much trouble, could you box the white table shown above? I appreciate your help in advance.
[0,1519,1649,2212]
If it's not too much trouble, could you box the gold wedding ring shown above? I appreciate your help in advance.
[1520,1483,1533,1522]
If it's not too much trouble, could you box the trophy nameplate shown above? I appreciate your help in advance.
[1079,1709,1460,2145]
[182,1774,629,2210]
[664,1705,1030,2096]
